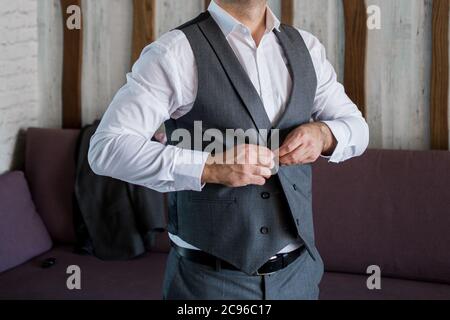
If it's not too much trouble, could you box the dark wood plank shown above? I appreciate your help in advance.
[343,0,367,116]
[281,0,294,25]
[60,0,83,129]
[431,0,449,150]
[131,0,156,65]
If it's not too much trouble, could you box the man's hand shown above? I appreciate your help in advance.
[153,132,167,144]
[277,122,337,166]
[201,144,275,187]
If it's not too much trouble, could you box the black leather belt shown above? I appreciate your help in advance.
[170,241,305,276]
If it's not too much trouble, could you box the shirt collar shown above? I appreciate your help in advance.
[208,0,281,38]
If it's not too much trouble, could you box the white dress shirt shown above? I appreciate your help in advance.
[88,1,369,254]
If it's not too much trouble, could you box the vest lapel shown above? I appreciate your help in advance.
[198,15,273,133]
[272,26,317,130]
[197,15,316,135]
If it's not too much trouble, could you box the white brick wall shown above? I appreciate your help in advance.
[0,0,39,173]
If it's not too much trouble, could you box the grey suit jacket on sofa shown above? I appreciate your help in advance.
[74,121,167,260]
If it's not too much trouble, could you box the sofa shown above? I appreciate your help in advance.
[0,128,449,300]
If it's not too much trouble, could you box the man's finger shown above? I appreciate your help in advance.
[278,135,304,158]
[280,146,309,165]
[257,150,275,168]
[249,175,266,186]
[247,165,272,178]
[246,145,275,167]
[251,165,272,179]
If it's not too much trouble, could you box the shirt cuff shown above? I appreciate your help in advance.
[320,120,349,163]
[173,148,210,191]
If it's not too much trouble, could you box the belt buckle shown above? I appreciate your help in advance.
[255,256,278,276]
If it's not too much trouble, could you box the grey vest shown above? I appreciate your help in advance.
[166,12,318,275]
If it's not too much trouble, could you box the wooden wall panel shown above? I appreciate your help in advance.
[292,0,345,81]
[268,0,282,18]
[156,0,203,37]
[80,0,203,126]
[36,0,447,151]
[282,0,294,25]
[81,0,133,125]
[38,0,63,129]
[365,0,433,150]
[430,0,449,150]
[132,0,156,64]
[60,0,83,129]
[343,0,367,115]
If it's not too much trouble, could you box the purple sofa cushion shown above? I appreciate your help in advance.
[0,171,53,273]
[320,272,450,300]
[313,149,450,284]
[25,128,80,244]
[0,246,167,300]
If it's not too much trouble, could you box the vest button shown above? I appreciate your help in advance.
[261,192,271,199]
[293,184,297,191]
[260,227,269,235]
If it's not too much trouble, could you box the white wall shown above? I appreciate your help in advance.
[0,0,448,173]
[80,0,205,125]
[156,0,204,37]
[81,0,133,124]
[267,0,281,18]
[365,0,432,150]
[293,0,436,150]
[37,0,62,129]
[0,0,39,172]
[0,0,211,173]
[293,0,345,82]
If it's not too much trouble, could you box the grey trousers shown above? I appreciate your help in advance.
[162,248,324,300]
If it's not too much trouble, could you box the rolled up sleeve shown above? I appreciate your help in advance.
[88,31,209,192]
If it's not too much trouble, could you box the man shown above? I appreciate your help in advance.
[88,0,369,300]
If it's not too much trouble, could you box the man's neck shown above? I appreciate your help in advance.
[215,0,267,46]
